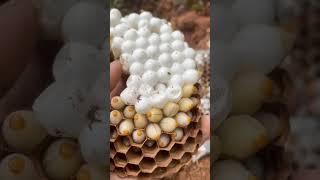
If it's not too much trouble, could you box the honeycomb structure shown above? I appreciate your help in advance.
[110,107,202,178]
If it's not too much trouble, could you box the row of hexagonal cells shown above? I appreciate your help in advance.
[110,130,202,178]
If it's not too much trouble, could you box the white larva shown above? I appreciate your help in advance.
[126,75,142,88]
[159,43,171,53]
[160,33,172,43]
[132,130,146,144]
[182,59,196,69]
[146,123,162,140]
[76,164,106,180]
[159,53,173,67]
[129,62,144,75]
[53,42,102,82]
[124,29,138,41]
[137,27,151,37]
[182,69,199,84]
[114,23,130,37]
[166,85,182,102]
[33,81,89,138]
[79,121,107,169]
[62,2,107,46]
[135,37,149,49]
[171,31,184,40]
[158,134,171,148]
[140,11,152,20]
[138,19,150,29]
[149,17,162,32]
[43,139,82,180]
[183,48,196,59]
[171,51,184,63]
[146,45,159,58]
[170,63,184,75]
[148,33,161,45]
[141,71,158,86]
[127,13,140,28]
[39,0,78,40]
[171,40,185,51]
[2,110,47,152]
[0,153,39,180]
[144,59,160,71]
[132,49,148,63]
[160,24,173,34]
[133,114,148,129]
[169,74,184,87]
[118,119,134,136]
[121,40,136,54]
[160,117,177,133]
[120,87,139,105]
[135,97,151,114]
[157,67,171,83]
[150,93,168,109]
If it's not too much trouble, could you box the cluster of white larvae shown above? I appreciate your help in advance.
[110,8,200,114]
[212,0,299,179]
[0,1,107,180]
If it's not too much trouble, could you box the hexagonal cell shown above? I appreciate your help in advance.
[187,122,200,138]
[139,157,157,173]
[170,144,184,159]
[126,164,141,176]
[110,126,118,142]
[167,159,183,173]
[114,167,127,177]
[110,158,115,171]
[180,152,192,164]
[142,140,159,157]
[114,153,127,168]
[126,146,143,164]
[195,130,203,144]
[151,167,167,178]
[114,136,131,154]
[110,143,116,158]
[155,150,171,167]
[183,137,197,152]
[159,139,175,151]
[138,172,151,178]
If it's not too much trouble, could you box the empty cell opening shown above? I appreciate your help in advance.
[111,126,118,140]
[126,164,140,173]
[115,167,126,177]
[127,147,143,163]
[111,143,116,156]
[110,158,115,171]
[142,140,158,155]
[155,150,170,163]
[139,157,156,170]
[170,144,184,159]
[151,167,167,177]
[114,153,127,166]
[138,172,150,178]
[114,136,131,153]
[195,131,203,144]
[183,137,196,152]
[120,136,131,146]
[168,159,179,168]
[180,153,192,164]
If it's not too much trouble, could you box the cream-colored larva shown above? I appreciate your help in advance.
[182,84,197,98]
[132,129,146,144]
[178,98,194,112]
[111,96,125,110]
[160,117,177,133]
[110,110,123,125]
[123,105,136,119]
[118,119,134,136]
[146,108,163,123]
[172,128,184,141]
[133,114,148,129]
[146,123,162,140]
[43,139,82,180]
[163,102,179,117]
[175,112,192,127]
[2,110,47,152]
[0,153,39,180]
[158,134,171,148]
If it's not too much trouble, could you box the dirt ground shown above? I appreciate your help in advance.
[171,156,210,180]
